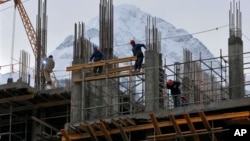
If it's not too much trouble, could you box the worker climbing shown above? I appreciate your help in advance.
[130,39,146,72]
[89,46,105,75]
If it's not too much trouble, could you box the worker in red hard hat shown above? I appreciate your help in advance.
[130,39,146,71]
[166,79,181,108]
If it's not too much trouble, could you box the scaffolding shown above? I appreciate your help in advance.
[1,1,250,141]
[62,49,250,141]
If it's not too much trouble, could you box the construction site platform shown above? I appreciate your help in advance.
[0,81,71,140]
[67,56,145,82]
[0,82,70,112]
[61,97,250,141]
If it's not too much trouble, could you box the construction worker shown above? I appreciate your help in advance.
[130,39,146,71]
[166,79,181,108]
[89,46,105,75]
[43,55,55,85]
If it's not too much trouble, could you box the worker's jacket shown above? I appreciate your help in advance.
[132,44,146,57]
[89,51,105,62]
[44,58,55,72]
[167,81,181,95]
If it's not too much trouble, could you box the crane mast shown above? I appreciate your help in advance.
[14,0,38,57]
[1,0,46,90]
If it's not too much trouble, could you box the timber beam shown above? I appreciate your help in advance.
[61,111,250,141]
[184,113,200,141]
[147,127,224,140]
[85,65,144,77]
[74,71,144,82]
[0,94,34,104]
[67,56,137,71]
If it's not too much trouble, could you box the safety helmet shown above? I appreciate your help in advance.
[130,39,135,45]
[93,45,98,51]
[167,79,174,86]
[48,55,53,58]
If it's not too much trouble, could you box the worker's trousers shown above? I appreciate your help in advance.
[134,56,143,71]
[44,70,51,82]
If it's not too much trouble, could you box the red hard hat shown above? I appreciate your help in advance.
[167,79,174,86]
[130,39,135,45]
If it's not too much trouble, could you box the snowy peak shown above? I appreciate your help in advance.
[54,3,215,64]
[56,35,74,49]
[1,4,218,85]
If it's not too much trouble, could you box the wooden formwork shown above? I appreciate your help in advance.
[67,56,145,82]
[61,111,250,141]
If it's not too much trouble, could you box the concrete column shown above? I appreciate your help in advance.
[31,109,44,141]
[145,50,161,112]
[88,80,106,119]
[70,60,83,123]
[87,79,119,119]
[228,37,245,99]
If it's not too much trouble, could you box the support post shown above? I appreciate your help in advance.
[145,50,161,112]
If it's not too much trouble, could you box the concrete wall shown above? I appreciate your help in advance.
[87,79,119,120]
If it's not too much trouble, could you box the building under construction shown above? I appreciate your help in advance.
[0,0,250,141]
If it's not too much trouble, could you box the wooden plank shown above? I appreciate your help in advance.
[61,129,72,141]
[79,123,88,133]
[84,61,106,68]
[67,56,137,71]
[117,124,129,141]
[168,114,185,141]
[199,112,212,130]
[0,99,70,113]
[111,118,119,127]
[147,127,223,140]
[86,66,133,77]
[61,111,250,140]
[86,124,99,141]
[149,113,162,135]
[0,94,34,103]
[73,71,144,82]
[198,111,218,141]
[184,113,200,141]
[106,56,137,65]
[98,122,112,141]
[66,61,105,71]
[86,64,145,77]
[126,118,136,126]
[93,122,101,130]
[118,118,129,127]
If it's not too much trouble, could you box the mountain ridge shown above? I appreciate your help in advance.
[0,4,216,84]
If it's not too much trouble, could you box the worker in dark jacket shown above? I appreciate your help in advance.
[43,55,55,85]
[130,40,146,71]
[89,46,105,75]
[166,79,181,108]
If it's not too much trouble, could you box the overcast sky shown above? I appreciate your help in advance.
[1,0,250,73]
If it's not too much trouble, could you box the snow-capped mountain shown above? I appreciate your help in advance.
[0,4,217,85]
[50,4,216,79]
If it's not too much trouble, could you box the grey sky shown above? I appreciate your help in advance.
[0,0,250,73]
